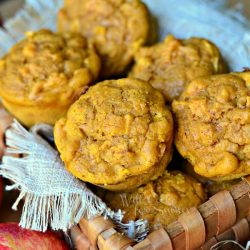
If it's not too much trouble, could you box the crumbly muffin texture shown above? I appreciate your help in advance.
[102,171,206,230]
[172,72,250,181]
[130,35,227,102]
[0,29,100,126]
[58,0,149,78]
[181,161,240,196]
[54,78,174,191]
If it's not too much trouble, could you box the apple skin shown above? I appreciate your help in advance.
[0,223,69,250]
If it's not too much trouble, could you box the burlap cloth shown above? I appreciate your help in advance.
[0,120,148,241]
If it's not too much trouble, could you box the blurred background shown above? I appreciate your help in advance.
[0,0,24,21]
[0,0,250,22]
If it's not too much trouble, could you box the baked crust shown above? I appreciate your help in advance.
[54,78,174,191]
[101,171,206,230]
[0,29,101,126]
[172,72,250,180]
[130,35,227,102]
[57,0,149,78]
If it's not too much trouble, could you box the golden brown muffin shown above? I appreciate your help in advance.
[181,160,209,184]
[172,72,250,181]
[57,0,149,78]
[181,161,240,196]
[0,29,101,127]
[54,78,174,191]
[101,171,206,230]
[129,35,227,102]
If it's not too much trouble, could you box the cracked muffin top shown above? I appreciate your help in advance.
[129,35,227,102]
[172,72,250,181]
[57,0,149,78]
[0,29,101,107]
[101,171,206,230]
[54,78,174,191]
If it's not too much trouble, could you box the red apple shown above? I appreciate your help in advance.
[0,223,69,250]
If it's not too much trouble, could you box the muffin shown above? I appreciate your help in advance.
[172,72,250,181]
[129,35,227,102]
[57,0,149,78]
[181,160,209,184]
[54,78,174,191]
[0,29,101,127]
[101,171,206,230]
[181,161,240,196]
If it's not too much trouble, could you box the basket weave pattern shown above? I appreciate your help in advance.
[71,178,250,250]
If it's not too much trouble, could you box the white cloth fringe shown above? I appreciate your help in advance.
[0,120,148,241]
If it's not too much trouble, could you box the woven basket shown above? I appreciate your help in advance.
[70,177,250,250]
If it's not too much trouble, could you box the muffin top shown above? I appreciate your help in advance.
[172,72,250,180]
[130,35,227,102]
[0,29,100,106]
[54,78,173,190]
[102,171,206,230]
[57,0,149,78]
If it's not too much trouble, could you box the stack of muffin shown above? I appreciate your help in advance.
[0,0,248,232]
